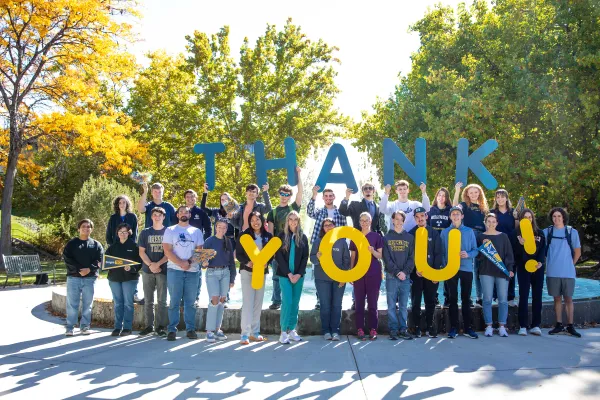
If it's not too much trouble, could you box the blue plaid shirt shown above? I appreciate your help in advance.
[307,198,348,244]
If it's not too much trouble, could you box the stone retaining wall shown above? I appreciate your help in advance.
[51,289,600,334]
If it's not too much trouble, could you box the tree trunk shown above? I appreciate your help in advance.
[0,124,22,260]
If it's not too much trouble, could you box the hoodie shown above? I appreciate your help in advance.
[441,223,478,272]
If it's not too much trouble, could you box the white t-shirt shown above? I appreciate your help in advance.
[163,224,204,272]
[327,208,335,219]
[379,193,431,233]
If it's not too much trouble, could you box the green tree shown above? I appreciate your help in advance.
[350,0,600,254]
[128,19,347,204]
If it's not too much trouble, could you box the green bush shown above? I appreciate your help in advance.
[60,176,141,248]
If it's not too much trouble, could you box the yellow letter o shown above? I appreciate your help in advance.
[318,226,371,283]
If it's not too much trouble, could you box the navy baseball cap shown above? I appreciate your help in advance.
[450,205,463,214]
[413,207,427,215]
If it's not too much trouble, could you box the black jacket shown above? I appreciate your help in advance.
[63,237,104,278]
[275,232,309,277]
[106,213,138,246]
[339,198,383,233]
[235,228,274,274]
[105,239,142,282]
[510,228,546,268]
[409,225,443,276]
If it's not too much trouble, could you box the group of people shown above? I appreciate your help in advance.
[62,173,583,344]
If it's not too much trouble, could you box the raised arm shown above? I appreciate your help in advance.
[137,182,148,213]
[294,167,303,207]
[420,183,431,211]
[452,182,463,206]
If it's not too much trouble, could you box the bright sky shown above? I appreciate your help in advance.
[131,0,467,120]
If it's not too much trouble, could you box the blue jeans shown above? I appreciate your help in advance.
[205,268,230,332]
[315,279,345,335]
[167,269,199,333]
[385,273,411,333]
[109,279,137,330]
[66,276,96,331]
[481,274,509,325]
[195,269,203,301]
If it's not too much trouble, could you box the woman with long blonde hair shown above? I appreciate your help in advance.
[274,211,309,344]
[454,182,489,307]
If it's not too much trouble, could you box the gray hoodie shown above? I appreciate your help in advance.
[383,229,415,277]
[310,237,351,282]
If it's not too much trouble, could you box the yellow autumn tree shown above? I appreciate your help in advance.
[0,0,147,255]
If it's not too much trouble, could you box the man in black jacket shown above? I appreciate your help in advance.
[62,219,104,336]
[339,182,384,234]
[409,207,443,338]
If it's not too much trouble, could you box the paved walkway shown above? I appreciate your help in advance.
[1,286,599,399]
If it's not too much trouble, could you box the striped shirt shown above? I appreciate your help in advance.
[306,198,348,244]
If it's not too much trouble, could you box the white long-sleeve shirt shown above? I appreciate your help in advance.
[379,192,431,233]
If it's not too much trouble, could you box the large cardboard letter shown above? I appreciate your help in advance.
[415,227,461,281]
[193,142,226,190]
[383,138,427,186]
[314,143,358,193]
[455,138,498,189]
[239,234,282,289]
[254,137,297,186]
[519,219,539,272]
[318,226,370,282]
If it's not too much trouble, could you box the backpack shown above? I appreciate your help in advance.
[545,225,574,258]
[34,273,49,285]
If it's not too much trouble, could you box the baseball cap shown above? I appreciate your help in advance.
[450,205,463,214]
[413,207,427,215]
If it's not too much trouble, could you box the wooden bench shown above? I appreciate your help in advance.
[2,254,55,288]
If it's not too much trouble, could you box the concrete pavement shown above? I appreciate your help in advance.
[1,285,599,399]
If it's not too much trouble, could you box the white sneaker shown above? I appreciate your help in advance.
[279,331,290,344]
[81,327,91,336]
[134,294,142,303]
[485,326,493,337]
[508,299,518,307]
[289,329,302,342]
[518,327,528,336]
[324,333,332,340]
[530,327,542,336]
[499,326,509,337]
[331,333,340,341]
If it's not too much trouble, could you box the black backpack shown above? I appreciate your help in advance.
[545,225,574,258]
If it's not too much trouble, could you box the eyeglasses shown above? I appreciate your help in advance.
[363,186,374,191]
[279,192,291,197]
[323,224,335,228]
[118,231,129,235]
[359,219,370,223]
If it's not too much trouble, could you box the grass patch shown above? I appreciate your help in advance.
[1,261,66,287]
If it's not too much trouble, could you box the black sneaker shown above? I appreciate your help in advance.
[187,330,198,340]
[350,301,356,311]
[414,328,422,338]
[549,323,565,335]
[566,325,581,338]
[269,303,281,310]
[474,299,482,308]
[435,298,441,309]
[120,329,132,336]
[427,327,438,338]
[139,326,154,336]
[443,300,450,309]
[167,332,176,341]
[111,329,121,337]
[398,330,413,340]
[315,302,320,310]
[156,327,167,337]
[389,331,399,340]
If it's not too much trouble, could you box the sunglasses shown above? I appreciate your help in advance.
[363,186,374,191]
[279,192,292,197]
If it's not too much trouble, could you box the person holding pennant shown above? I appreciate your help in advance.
[235,211,275,345]
[477,213,515,337]
[105,223,143,337]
